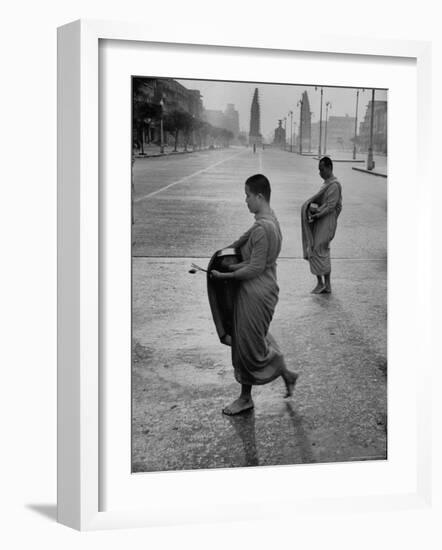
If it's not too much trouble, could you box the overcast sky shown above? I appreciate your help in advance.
[177,79,387,141]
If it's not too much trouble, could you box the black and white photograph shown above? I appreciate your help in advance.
[4,0,440,544]
[131,77,388,473]
[3,0,439,543]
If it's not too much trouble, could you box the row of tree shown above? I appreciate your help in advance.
[133,99,234,154]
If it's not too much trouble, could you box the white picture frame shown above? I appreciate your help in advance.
[57,19,432,531]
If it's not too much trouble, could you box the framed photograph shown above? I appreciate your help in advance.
[57,19,432,530]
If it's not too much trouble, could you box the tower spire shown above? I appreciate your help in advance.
[249,88,262,147]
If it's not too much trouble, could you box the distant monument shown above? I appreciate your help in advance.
[249,88,262,148]
[273,119,286,148]
[299,91,312,153]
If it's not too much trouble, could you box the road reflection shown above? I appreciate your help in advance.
[225,410,259,466]
[284,402,315,463]
[225,403,316,466]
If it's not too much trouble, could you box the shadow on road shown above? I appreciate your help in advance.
[284,402,316,464]
[225,410,259,466]
[225,402,316,467]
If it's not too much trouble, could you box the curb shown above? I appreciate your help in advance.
[134,147,222,159]
[352,167,387,178]
[135,150,196,159]
[312,157,365,163]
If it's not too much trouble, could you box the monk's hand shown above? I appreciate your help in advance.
[211,270,233,280]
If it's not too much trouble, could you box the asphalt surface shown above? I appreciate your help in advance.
[131,147,387,472]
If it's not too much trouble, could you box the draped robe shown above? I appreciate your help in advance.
[226,211,285,385]
[301,177,342,276]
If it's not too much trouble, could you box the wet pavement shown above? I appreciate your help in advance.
[131,147,387,472]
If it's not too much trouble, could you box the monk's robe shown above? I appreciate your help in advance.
[226,211,285,386]
[301,176,342,276]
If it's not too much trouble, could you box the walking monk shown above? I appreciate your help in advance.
[301,156,342,294]
[211,174,298,415]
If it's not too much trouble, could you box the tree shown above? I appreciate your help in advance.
[182,112,195,151]
[208,125,222,147]
[189,117,211,150]
[132,101,161,154]
[163,109,193,152]
[238,132,247,146]
[220,129,234,147]
[197,121,211,148]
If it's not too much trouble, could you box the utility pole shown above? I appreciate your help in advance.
[316,87,324,157]
[353,89,364,160]
[289,110,293,152]
[297,99,303,154]
[283,117,287,150]
[367,89,375,170]
[324,102,331,155]
[159,97,165,154]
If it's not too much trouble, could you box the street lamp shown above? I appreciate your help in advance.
[367,89,376,170]
[297,98,303,154]
[159,97,165,154]
[352,88,365,160]
[288,110,293,152]
[283,117,287,150]
[315,86,324,157]
[324,101,331,155]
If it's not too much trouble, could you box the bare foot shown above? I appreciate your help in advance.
[222,397,254,416]
[284,372,299,398]
[311,284,325,294]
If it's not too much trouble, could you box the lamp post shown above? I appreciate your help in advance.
[288,110,293,152]
[297,99,303,154]
[367,89,375,170]
[324,102,331,156]
[315,86,324,157]
[283,117,287,150]
[159,97,165,154]
[352,89,364,160]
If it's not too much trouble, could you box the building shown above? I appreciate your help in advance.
[187,89,204,119]
[204,109,225,128]
[203,104,240,141]
[134,77,203,117]
[132,77,204,148]
[311,114,356,151]
[223,104,240,140]
[358,100,387,154]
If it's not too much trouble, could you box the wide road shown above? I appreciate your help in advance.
[131,147,387,472]
[132,147,387,260]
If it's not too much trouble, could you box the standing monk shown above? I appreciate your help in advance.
[301,156,342,294]
[211,174,298,415]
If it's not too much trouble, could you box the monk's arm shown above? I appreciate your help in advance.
[212,227,268,280]
[226,225,254,249]
[230,227,268,280]
[314,184,340,218]
[228,261,249,271]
